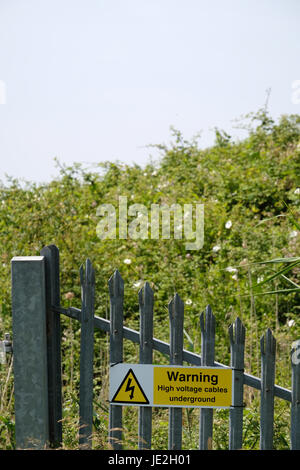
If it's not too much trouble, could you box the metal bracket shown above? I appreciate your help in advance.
[0,333,13,364]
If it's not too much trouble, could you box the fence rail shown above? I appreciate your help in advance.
[9,245,300,450]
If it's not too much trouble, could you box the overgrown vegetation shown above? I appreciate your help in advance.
[0,109,299,449]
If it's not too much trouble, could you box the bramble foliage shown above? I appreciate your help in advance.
[0,109,299,449]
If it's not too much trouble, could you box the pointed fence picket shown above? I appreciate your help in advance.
[138,282,154,450]
[260,328,276,450]
[199,306,215,450]
[40,245,62,448]
[168,293,184,450]
[10,245,300,450]
[79,259,95,449]
[108,270,124,450]
[229,317,246,450]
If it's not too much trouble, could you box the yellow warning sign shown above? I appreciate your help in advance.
[111,368,149,405]
[110,364,233,408]
[153,366,232,407]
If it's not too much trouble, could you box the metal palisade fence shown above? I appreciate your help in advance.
[9,245,300,450]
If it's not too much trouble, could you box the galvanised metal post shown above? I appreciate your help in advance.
[11,256,49,449]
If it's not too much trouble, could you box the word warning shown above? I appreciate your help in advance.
[110,364,233,408]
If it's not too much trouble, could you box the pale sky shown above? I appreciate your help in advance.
[0,0,299,184]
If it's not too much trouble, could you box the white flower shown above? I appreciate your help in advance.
[294,188,300,195]
[226,266,237,273]
[257,276,264,283]
[123,258,131,265]
[151,170,157,176]
[290,230,298,238]
[231,274,238,281]
[288,319,295,327]
[225,220,232,229]
[133,280,143,288]
[212,245,221,252]
[185,299,192,305]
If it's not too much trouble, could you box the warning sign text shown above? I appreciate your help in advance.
[153,367,232,407]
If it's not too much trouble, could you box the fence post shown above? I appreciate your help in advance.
[199,305,215,450]
[108,270,124,449]
[168,293,184,450]
[229,317,246,450]
[260,328,276,450]
[11,256,49,449]
[79,259,95,449]
[40,244,62,448]
[291,340,300,449]
[138,282,154,450]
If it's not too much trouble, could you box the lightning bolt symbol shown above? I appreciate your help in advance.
[125,378,135,399]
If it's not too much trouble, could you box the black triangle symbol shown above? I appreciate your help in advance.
[111,368,149,404]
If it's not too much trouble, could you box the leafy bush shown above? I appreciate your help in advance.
[0,109,299,449]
